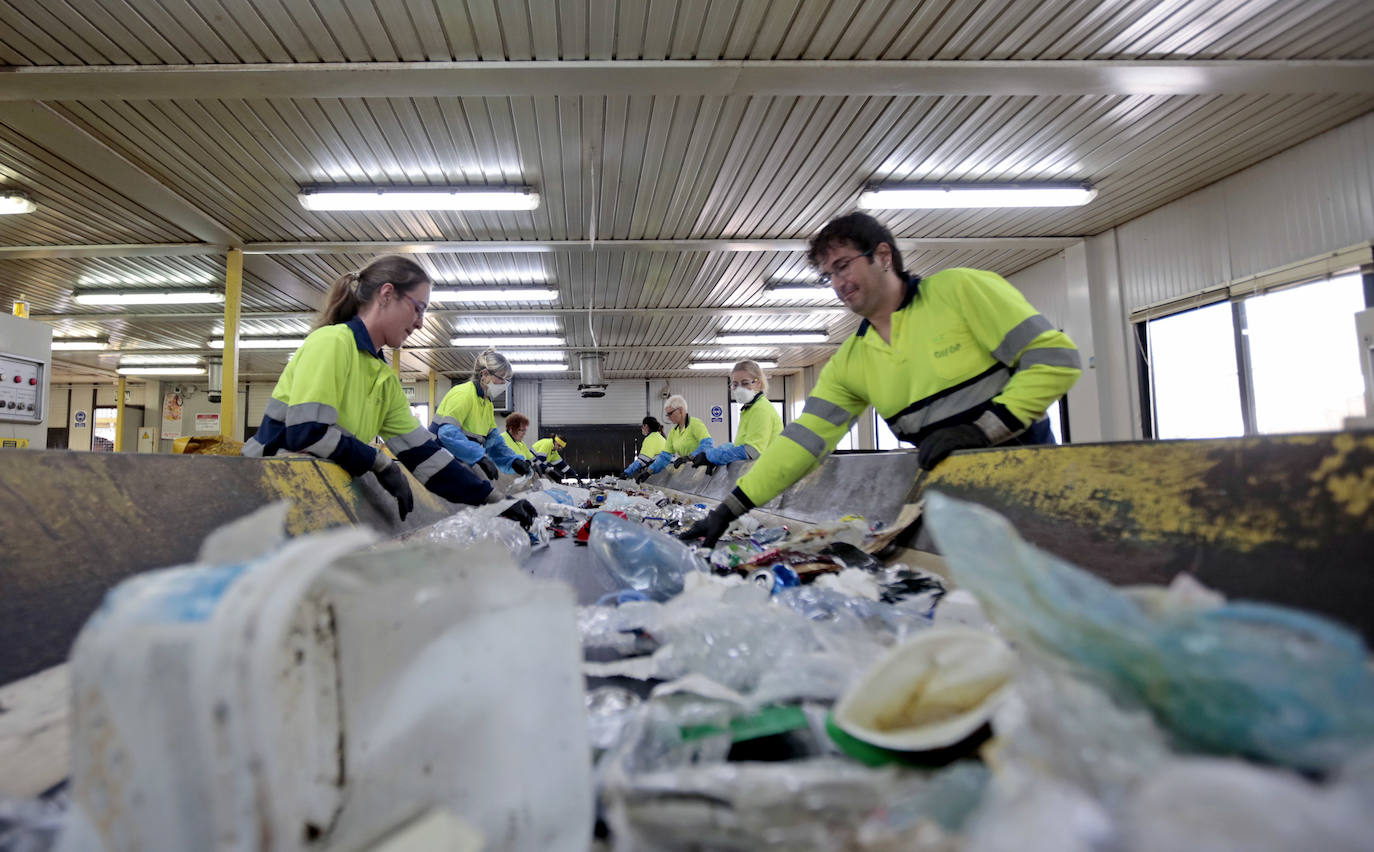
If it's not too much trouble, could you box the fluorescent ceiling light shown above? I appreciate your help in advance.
[79,273,214,286]
[763,286,837,302]
[209,337,305,350]
[0,192,36,214]
[118,355,202,366]
[714,332,829,345]
[858,183,1096,209]
[117,366,207,376]
[437,271,550,284]
[449,336,566,347]
[51,338,109,351]
[74,290,224,306]
[430,288,558,303]
[504,350,567,362]
[452,317,560,334]
[299,186,540,211]
[690,361,778,370]
[511,363,569,373]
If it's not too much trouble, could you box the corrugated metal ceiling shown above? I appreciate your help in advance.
[1,0,1372,381]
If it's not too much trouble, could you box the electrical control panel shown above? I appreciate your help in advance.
[0,353,45,424]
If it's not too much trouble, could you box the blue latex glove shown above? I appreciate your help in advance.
[647,451,673,474]
[690,437,715,458]
[704,442,751,465]
[624,458,645,477]
[437,424,487,465]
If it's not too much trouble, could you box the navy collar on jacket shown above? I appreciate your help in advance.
[856,272,922,338]
[345,316,387,361]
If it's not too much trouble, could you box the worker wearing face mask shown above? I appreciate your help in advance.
[430,349,531,480]
[692,360,782,473]
[531,433,576,481]
[623,416,667,479]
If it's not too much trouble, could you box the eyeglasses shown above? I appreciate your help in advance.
[400,291,428,319]
[817,248,875,286]
[730,379,760,390]
[666,407,684,416]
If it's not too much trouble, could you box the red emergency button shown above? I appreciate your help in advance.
[11,375,19,383]
[29,378,37,385]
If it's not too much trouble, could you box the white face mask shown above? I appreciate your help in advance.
[732,386,756,405]
[486,378,507,401]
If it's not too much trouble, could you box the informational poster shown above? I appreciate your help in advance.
[195,412,220,433]
[161,392,183,439]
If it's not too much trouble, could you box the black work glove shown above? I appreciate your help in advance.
[511,458,532,476]
[499,498,539,530]
[375,462,414,521]
[691,453,712,468]
[477,455,500,480]
[917,424,993,470]
[703,464,719,477]
[678,503,737,549]
[671,455,690,469]
[633,468,653,484]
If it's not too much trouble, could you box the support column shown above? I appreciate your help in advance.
[220,249,242,439]
[428,368,436,413]
[114,376,126,452]
[392,347,402,378]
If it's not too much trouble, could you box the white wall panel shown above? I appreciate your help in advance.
[510,378,539,437]
[1118,182,1231,311]
[540,379,647,426]
[656,375,731,446]
[1006,252,1068,329]
[1119,112,1374,312]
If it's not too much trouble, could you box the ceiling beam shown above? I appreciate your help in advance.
[1,237,1077,259]
[74,343,844,356]
[0,243,223,260]
[3,60,1372,101]
[245,237,1079,254]
[31,305,851,323]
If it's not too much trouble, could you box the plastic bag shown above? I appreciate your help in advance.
[589,512,707,601]
[925,491,1374,773]
[404,505,532,564]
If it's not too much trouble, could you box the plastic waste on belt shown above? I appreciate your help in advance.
[924,490,1374,773]
[55,501,592,852]
[588,511,707,601]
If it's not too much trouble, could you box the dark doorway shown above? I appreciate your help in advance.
[538,424,644,478]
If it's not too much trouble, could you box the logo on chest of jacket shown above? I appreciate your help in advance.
[933,343,962,358]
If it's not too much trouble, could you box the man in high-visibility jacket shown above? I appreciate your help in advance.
[682,212,1081,547]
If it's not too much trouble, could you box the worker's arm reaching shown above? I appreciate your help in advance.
[378,382,493,508]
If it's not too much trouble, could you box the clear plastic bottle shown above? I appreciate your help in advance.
[588,512,707,600]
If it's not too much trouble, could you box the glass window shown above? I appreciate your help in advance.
[92,407,117,452]
[875,412,911,450]
[1147,302,1244,439]
[409,403,429,425]
[1244,274,1367,433]
[1046,399,1063,444]
[833,419,862,451]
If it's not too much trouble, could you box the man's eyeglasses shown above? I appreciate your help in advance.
[400,291,428,319]
[666,407,684,417]
[817,248,875,286]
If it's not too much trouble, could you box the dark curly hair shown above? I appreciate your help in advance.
[807,212,908,280]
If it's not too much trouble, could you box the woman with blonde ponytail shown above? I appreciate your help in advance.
[244,255,494,516]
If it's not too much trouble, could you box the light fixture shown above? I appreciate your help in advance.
[690,361,778,370]
[858,182,1096,209]
[78,273,214,286]
[449,336,566,347]
[503,350,568,362]
[117,366,207,376]
[51,337,110,351]
[437,270,551,284]
[299,186,540,211]
[208,337,305,350]
[118,355,202,366]
[74,290,224,306]
[763,286,837,302]
[511,363,569,373]
[451,317,559,333]
[430,288,558,303]
[714,332,829,345]
[0,192,36,215]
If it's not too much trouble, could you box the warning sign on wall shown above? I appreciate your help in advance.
[195,413,220,433]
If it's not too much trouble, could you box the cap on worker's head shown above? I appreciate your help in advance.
[553,435,567,449]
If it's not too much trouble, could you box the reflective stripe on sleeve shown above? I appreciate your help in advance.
[992,314,1053,364]
[1016,347,1082,370]
[802,396,855,427]
[780,421,827,459]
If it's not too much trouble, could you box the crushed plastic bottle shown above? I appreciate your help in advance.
[589,512,708,601]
